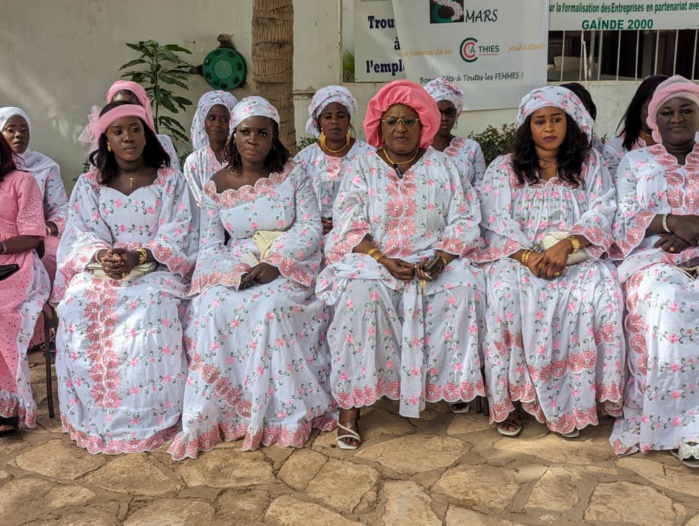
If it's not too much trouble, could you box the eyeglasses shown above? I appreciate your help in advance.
[381,117,420,129]
[439,108,457,118]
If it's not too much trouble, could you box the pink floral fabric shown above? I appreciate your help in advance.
[52,168,196,454]
[317,148,486,418]
[443,136,486,188]
[183,145,224,235]
[169,160,336,458]
[478,151,625,434]
[602,133,647,178]
[0,170,50,427]
[294,140,373,218]
[610,142,699,454]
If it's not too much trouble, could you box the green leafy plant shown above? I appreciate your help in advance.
[119,40,193,146]
[342,50,355,83]
[297,136,318,151]
[468,123,517,165]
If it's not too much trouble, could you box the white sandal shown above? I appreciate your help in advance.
[671,441,699,468]
[336,422,361,450]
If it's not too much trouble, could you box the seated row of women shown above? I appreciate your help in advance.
[1,75,698,469]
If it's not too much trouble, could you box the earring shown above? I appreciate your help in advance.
[345,131,351,147]
[319,131,327,150]
[107,143,112,152]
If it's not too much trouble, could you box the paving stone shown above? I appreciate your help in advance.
[494,432,615,465]
[356,435,466,475]
[446,413,492,435]
[0,436,31,456]
[25,502,122,526]
[618,457,699,498]
[217,489,270,523]
[361,408,415,440]
[0,477,54,517]
[277,449,327,491]
[445,506,513,525]
[44,484,97,508]
[0,470,13,483]
[433,464,519,509]
[172,449,274,489]
[584,481,679,524]
[382,480,440,526]
[305,459,380,513]
[14,438,105,479]
[686,513,699,526]
[525,468,579,512]
[265,495,356,526]
[85,454,181,496]
[124,498,216,525]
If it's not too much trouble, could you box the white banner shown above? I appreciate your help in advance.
[390,0,549,110]
[354,0,406,82]
[549,1,699,31]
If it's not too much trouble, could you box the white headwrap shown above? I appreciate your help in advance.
[231,96,280,129]
[516,86,593,141]
[190,91,239,150]
[423,77,464,128]
[304,86,358,138]
[0,106,58,174]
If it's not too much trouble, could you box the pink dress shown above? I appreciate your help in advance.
[0,170,50,426]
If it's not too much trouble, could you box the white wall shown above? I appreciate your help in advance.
[1,0,637,193]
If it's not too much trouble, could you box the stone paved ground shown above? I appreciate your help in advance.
[2,359,699,525]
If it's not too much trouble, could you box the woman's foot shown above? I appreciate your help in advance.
[336,408,361,450]
[0,417,18,438]
[450,402,470,414]
[496,411,522,437]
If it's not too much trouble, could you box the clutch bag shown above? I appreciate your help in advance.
[86,262,157,280]
[0,263,19,281]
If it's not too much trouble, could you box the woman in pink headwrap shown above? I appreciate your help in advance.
[610,75,699,466]
[295,86,372,235]
[106,80,181,171]
[479,86,624,439]
[53,101,196,454]
[317,80,486,449]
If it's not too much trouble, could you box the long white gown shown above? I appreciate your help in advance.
[52,167,196,454]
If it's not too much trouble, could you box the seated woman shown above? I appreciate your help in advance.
[423,77,486,187]
[0,107,68,282]
[295,86,372,235]
[610,75,699,466]
[478,86,624,438]
[0,134,50,437]
[602,75,669,176]
[168,97,336,459]
[183,91,238,208]
[317,80,486,449]
[560,83,604,155]
[53,101,195,454]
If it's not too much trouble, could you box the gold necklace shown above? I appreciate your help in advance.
[122,166,144,190]
[321,132,350,154]
[323,142,349,154]
[382,147,420,166]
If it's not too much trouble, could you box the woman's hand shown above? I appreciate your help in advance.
[532,241,570,280]
[667,215,699,246]
[321,217,333,236]
[99,249,138,280]
[380,258,415,283]
[240,262,281,289]
[415,251,453,282]
[654,233,692,253]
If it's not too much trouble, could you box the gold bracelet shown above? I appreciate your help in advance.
[46,225,52,236]
[136,248,148,265]
[439,255,448,268]
[367,248,385,261]
[521,250,531,266]
[566,236,581,253]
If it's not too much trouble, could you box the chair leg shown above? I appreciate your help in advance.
[43,306,54,418]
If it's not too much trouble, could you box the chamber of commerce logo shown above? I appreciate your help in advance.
[460,38,478,62]
[430,0,464,24]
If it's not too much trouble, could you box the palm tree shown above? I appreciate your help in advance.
[252,0,297,154]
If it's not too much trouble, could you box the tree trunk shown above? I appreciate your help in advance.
[252,0,296,155]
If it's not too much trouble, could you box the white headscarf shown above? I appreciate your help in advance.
[516,86,593,141]
[231,96,280,129]
[190,91,239,150]
[423,77,464,128]
[0,106,58,174]
[304,86,358,138]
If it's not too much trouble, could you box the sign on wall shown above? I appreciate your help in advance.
[391,0,549,110]
[549,0,699,31]
[354,0,406,82]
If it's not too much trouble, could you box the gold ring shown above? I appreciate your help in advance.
[669,246,675,252]
[554,271,561,277]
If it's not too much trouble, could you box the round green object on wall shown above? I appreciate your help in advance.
[202,48,247,90]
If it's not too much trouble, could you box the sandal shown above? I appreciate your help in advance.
[450,402,470,414]
[560,429,580,439]
[671,441,699,468]
[496,412,522,437]
[0,417,19,438]
[336,421,361,450]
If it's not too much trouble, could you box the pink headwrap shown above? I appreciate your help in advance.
[92,104,150,140]
[106,80,157,131]
[363,80,440,149]
[646,75,699,143]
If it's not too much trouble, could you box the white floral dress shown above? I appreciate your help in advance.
[610,143,699,455]
[478,151,625,435]
[294,140,373,218]
[317,148,486,418]
[168,160,336,459]
[442,136,486,188]
[52,167,196,454]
